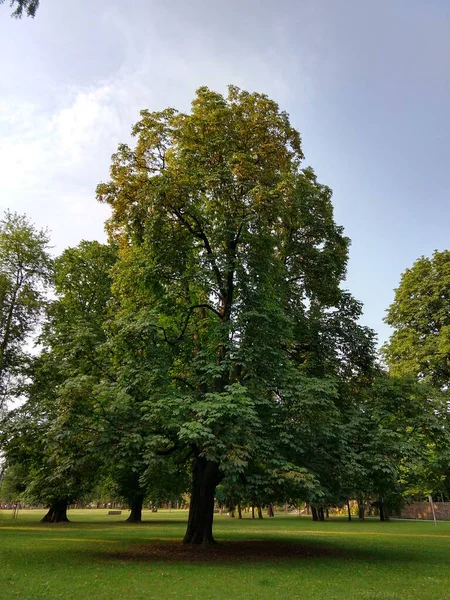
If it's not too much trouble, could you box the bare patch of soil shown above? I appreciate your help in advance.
[97,539,352,564]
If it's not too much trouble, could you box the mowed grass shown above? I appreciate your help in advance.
[1,509,450,599]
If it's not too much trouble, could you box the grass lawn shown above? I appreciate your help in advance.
[1,509,449,599]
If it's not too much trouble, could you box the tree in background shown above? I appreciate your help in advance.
[383,250,450,502]
[384,250,450,388]
[347,375,448,520]
[0,241,116,522]
[0,211,52,409]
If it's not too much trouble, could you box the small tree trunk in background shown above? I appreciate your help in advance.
[252,506,255,519]
[237,504,242,519]
[311,506,319,521]
[126,497,144,523]
[267,504,274,517]
[41,500,69,523]
[183,457,220,544]
[378,500,389,521]
[347,499,352,521]
[358,498,365,520]
[257,506,263,520]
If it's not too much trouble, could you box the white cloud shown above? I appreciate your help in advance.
[0,4,315,256]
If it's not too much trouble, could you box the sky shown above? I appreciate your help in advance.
[1,0,450,346]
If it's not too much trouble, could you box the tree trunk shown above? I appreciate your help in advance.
[379,499,385,521]
[251,506,255,519]
[378,500,389,522]
[257,506,263,519]
[318,506,325,521]
[183,457,220,544]
[237,503,242,519]
[347,499,352,521]
[311,506,319,521]
[358,498,365,520]
[126,497,144,523]
[267,504,274,517]
[41,500,69,523]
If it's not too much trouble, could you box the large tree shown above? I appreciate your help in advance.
[0,211,52,408]
[97,86,350,544]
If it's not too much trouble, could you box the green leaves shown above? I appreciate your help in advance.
[0,211,52,405]
[384,250,450,387]
[1,0,39,19]
[94,85,369,518]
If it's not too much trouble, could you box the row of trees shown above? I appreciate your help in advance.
[1,87,449,543]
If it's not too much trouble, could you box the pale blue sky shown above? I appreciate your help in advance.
[1,0,450,345]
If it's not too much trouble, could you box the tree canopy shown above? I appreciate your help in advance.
[0,211,52,409]
[384,250,450,387]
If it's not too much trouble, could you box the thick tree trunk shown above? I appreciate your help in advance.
[267,504,274,517]
[318,506,325,521]
[126,497,144,523]
[41,500,69,523]
[257,506,263,520]
[183,457,220,544]
[251,506,255,519]
[311,506,319,521]
[237,503,242,519]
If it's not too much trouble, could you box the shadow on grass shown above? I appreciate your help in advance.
[91,539,370,564]
[88,535,450,567]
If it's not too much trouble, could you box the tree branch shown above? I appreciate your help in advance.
[171,207,225,296]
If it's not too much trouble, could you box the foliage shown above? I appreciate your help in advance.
[2,86,447,536]
[0,0,39,18]
[346,375,450,513]
[384,250,450,387]
[0,211,52,408]
[0,462,28,502]
[96,85,355,540]
[0,241,116,513]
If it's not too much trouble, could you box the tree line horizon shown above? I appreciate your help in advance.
[1,86,449,543]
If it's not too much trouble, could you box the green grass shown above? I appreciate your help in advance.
[1,509,450,599]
